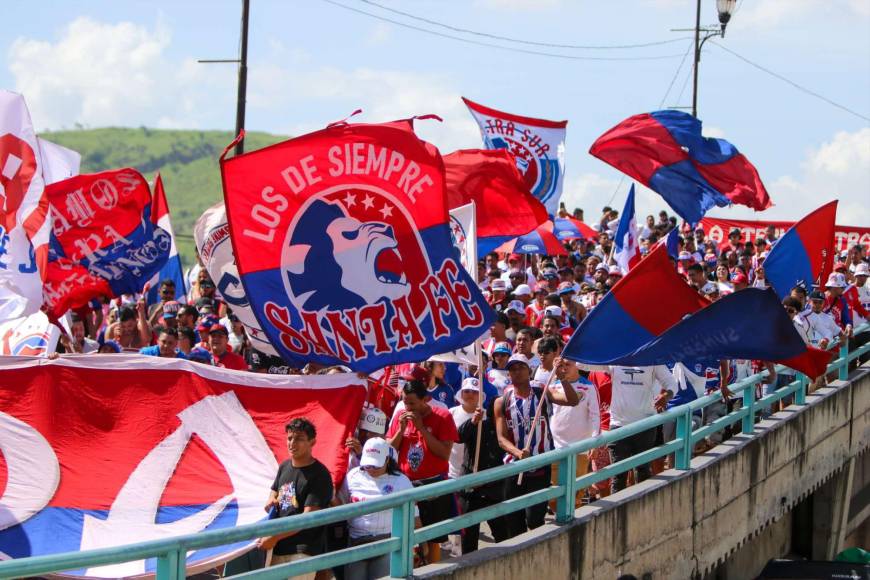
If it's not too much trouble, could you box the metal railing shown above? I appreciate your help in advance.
[1,324,868,579]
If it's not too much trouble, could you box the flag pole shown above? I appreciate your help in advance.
[517,369,558,485]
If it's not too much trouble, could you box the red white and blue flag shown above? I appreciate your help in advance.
[613,184,642,274]
[220,120,493,372]
[590,110,770,224]
[463,97,567,217]
[0,90,50,320]
[145,174,187,304]
[43,168,171,317]
[0,355,365,576]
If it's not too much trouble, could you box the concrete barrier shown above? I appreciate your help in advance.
[418,367,870,580]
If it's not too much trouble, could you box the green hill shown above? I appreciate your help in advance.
[41,127,288,268]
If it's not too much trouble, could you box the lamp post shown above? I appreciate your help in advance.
[691,0,737,117]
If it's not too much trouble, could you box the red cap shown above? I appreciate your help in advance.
[833,262,848,272]
[401,365,430,383]
[508,253,522,262]
[731,272,748,285]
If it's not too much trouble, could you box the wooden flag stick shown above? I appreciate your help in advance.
[517,369,558,485]
[472,343,485,473]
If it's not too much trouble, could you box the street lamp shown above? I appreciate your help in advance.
[692,0,738,117]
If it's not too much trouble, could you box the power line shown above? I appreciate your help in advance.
[658,40,695,108]
[358,0,694,50]
[711,41,870,123]
[320,0,689,61]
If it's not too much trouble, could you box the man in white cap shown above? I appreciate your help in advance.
[504,300,526,342]
[487,279,510,312]
[805,290,843,350]
[448,378,483,479]
[494,354,578,537]
[824,272,867,339]
[853,263,870,362]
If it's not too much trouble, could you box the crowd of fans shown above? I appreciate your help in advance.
[50,207,870,577]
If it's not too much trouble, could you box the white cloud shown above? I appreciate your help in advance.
[7,17,233,131]
[248,65,481,153]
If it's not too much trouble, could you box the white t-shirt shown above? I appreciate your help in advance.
[609,365,677,427]
[79,337,100,354]
[448,406,475,478]
[854,284,870,328]
[549,380,600,448]
[339,467,418,539]
[533,365,553,385]
[803,311,842,345]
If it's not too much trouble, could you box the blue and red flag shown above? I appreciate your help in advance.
[581,288,809,367]
[220,121,493,372]
[43,168,170,318]
[590,110,771,224]
[658,227,680,259]
[443,148,548,255]
[563,244,708,363]
[613,184,642,273]
[497,222,567,256]
[145,174,188,304]
[553,216,597,242]
[563,244,831,378]
[463,97,567,217]
[0,355,364,576]
[763,200,837,299]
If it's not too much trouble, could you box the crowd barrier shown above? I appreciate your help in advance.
[0,323,868,579]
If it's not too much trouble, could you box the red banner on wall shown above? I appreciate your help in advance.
[0,355,365,576]
[700,216,870,253]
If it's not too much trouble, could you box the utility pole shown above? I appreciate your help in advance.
[234,0,250,156]
[692,0,702,118]
[198,0,251,157]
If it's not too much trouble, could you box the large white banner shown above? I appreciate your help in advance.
[193,202,278,355]
[0,90,49,319]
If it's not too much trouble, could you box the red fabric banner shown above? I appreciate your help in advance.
[700,216,870,253]
[0,355,365,576]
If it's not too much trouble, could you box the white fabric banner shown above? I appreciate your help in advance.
[0,311,59,356]
[193,202,278,356]
[0,90,49,320]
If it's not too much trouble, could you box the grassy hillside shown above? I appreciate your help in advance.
[42,127,287,267]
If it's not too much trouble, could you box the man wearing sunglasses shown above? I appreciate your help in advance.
[147,279,178,326]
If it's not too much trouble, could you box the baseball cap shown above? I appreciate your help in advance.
[608,265,623,276]
[855,263,870,277]
[505,353,531,370]
[209,323,229,335]
[678,251,692,260]
[492,342,513,356]
[400,365,430,383]
[833,262,848,273]
[809,290,825,301]
[540,268,558,280]
[729,227,741,237]
[704,252,717,262]
[456,377,484,402]
[491,279,507,291]
[196,296,216,312]
[505,300,525,314]
[100,340,122,353]
[357,406,387,435]
[595,264,608,273]
[731,272,748,285]
[701,282,718,296]
[513,284,532,297]
[188,347,213,364]
[825,272,847,288]
[360,437,391,469]
[162,300,180,319]
[544,305,563,317]
[508,253,522,262]
[557,281,576,295]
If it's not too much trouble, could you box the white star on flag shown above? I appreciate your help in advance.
[343,192,356,207]
[379,203,393,219]
[362,194,375,210]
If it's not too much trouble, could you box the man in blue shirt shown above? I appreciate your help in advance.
[139,328,187,359]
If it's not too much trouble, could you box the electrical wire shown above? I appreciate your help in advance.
[358,0,694,50]
[658,39,695,108]
[320,0,690,61]
[711,41,870,122]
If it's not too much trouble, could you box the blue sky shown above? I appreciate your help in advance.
[2,0,868,224]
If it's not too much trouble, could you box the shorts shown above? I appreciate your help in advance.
[412,475,455,543]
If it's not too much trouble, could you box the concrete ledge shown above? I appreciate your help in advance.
[416,369,869,580]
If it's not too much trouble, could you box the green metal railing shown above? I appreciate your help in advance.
[1,325,868,579]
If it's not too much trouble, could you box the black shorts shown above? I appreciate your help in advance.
[412,475,455,543]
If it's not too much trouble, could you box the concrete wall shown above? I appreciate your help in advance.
[418,367,870,580]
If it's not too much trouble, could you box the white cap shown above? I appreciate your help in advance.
[491,279,507,291]
[513,284,532,297]
[855,263,869,277]
[701,282,718,295]
[505,353,532,370]
[544,305,563,317]
[360,437,391,468]
[826,272,847,288]
[506,300,525,314]
[456,377,484,403]
[358,406,387,435]
[608,265,623,276]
